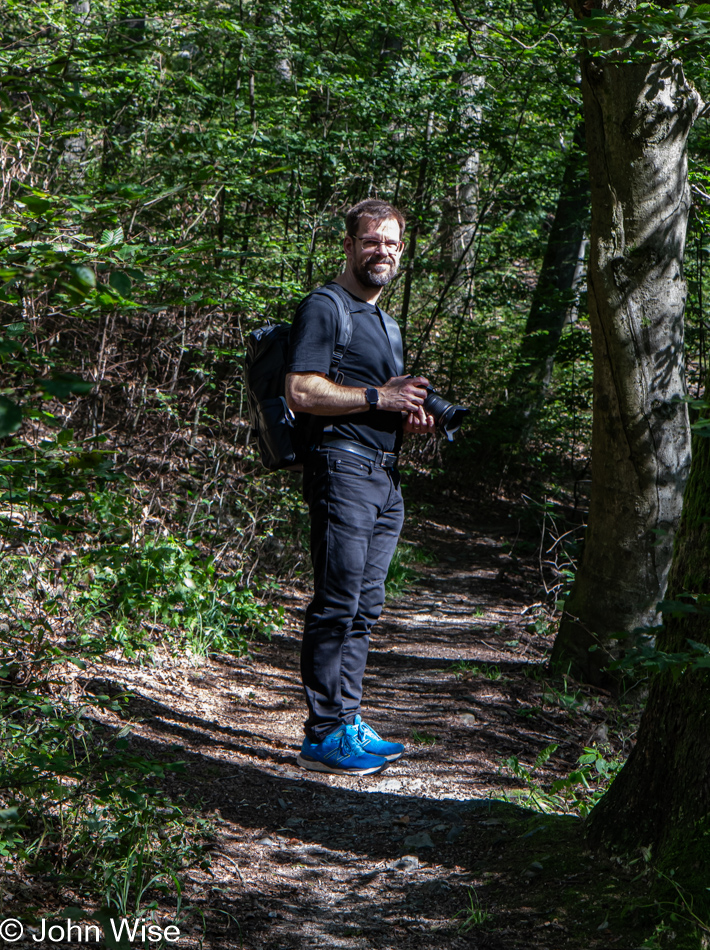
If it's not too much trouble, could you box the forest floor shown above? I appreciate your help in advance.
[36,493,659,950]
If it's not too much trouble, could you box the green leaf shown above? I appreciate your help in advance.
[19,195,53,214]
[659,599,698,615]
[108,271,132,297]
[100,226,124,248]
[68,265,96,289]
[687,639,710,655]
[39,374,94,399]
[0,396,22,437]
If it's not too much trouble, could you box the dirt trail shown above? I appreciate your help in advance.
[87,504,638,950]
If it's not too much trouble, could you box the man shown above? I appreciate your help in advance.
[286,198,435,776]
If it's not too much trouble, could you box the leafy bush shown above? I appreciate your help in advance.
[500,744,623,817]
[75,534,282,657]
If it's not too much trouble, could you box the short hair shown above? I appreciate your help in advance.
[345,199,406,240]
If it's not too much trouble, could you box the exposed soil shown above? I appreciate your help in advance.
[21,498,655,949]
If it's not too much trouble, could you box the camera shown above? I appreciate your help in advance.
[423,386,469,441]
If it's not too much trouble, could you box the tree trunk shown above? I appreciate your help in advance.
[479,119,589,445]
[509,122,588,394]
[62,1,92,184]
[550,36,702,685]
[441,71,483,395]
[586,401,710,923]
[263,0,293,85]
[101,12,145,180]
[441,71,481,295]
[399,111,433,363]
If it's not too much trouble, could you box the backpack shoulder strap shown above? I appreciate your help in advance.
[310,284,353,383]
[376,305,404,376]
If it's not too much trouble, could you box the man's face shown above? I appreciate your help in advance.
[345,216,404,288]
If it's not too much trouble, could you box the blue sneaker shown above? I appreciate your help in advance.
[297,724,389,775]
[354,715,405,761]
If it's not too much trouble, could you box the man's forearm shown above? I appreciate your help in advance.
[287,371,432,417]
[285,372,369,416]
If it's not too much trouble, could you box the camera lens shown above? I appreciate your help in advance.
[423,387,469,441]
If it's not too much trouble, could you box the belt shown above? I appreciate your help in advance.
[320,436,398,470]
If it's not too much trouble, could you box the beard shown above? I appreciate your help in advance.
[353,255,399,288]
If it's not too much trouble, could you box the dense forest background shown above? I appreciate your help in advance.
[0,0,615,667]
[2,0,710,947]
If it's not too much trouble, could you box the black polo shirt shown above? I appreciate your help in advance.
[287,282,404,453]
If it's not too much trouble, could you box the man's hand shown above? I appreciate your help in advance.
[378,375,430,413]
[403,410,436,435]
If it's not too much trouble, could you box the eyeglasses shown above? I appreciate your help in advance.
[353,236,405,253]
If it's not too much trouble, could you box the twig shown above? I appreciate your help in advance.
[215,852,246,884]
[182,186,225,240]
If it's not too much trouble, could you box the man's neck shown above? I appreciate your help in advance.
[334,271,383,305]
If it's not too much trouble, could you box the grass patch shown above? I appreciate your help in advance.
[454,888,493,932]
[451,660,504,681]
[385,541,432,598]
[411,729,437,745]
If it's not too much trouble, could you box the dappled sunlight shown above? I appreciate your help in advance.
[73,498,641,948]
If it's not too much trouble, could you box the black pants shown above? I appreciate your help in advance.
[301,447,404,742]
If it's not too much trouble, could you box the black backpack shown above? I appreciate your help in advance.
[244,285,353,471]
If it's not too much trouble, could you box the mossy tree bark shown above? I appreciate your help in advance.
[586,408,710,919]
[550,3,703,686]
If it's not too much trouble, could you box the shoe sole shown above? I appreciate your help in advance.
[359,745,405,762]
[296,753,389,776]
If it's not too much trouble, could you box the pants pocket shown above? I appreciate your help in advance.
[330,456,373,477]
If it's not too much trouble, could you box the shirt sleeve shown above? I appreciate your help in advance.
[287,292,339,375]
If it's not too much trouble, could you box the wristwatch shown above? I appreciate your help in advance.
[365,387,379,409]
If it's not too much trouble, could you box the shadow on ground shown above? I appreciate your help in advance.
[63,500,656,950]
[68,710,655,950]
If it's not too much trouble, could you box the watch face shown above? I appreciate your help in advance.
[366,388,378,406]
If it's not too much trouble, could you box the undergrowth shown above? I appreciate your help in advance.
[499,743,623,817]
[73,534,282,658]
[0,423,279,917]
[385,541,432,597]
[0,664,212,923]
